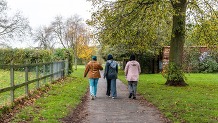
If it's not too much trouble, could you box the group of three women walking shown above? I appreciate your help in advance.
[84,54,141,100]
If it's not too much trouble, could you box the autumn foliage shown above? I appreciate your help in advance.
[76,35,95,62]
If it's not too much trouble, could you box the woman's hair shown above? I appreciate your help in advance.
[107,54,113,60]
[130,54,135,61]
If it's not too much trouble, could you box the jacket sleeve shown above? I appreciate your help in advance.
[104,62,108,78]
[116,63,118,73]
[84,64,90,77]
[124,62,129,76]
[98,63,103,70]
[138,62,141,74]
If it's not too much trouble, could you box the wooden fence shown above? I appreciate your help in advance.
[0,60,69,106]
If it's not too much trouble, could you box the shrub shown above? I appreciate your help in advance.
[0,48,70,65]
[199,56,218,73]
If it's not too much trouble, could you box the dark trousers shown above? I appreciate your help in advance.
[106,79,111,96]
[128,81,138,97]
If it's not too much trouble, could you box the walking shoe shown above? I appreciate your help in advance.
[133,97,136,100]
[112,97,115,99]
[129,93,132,98]
[91,95,95,100]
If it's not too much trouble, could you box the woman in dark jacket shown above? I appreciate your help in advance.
[104,54,118,99]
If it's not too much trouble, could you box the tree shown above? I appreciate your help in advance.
[88,0,218,86]
[51,15,73,73]
[65,15,86,70]
[187,12,218,48]
[0,0,31,47]
[166,0,218,85]
[51,15,94,72]
[77,35,95,62]
[51,16,66,48]
[165,0,188,86]
[33,26,55,49]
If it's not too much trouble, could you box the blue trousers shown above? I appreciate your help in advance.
[89,78,99,96]
[107,78,117,97]
[111,79,117,97]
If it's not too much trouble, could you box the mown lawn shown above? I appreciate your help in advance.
[9,65,88,123]
[119,71,218,123]
[0,69,54,107]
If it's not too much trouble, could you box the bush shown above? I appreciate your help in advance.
[183,48,218,73]
[199,56,218,73]
[0,48,70,65]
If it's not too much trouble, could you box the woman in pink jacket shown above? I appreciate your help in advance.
[124,54,141,99]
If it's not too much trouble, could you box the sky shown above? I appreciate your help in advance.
[7,0,93,29]
[6,0,93,48]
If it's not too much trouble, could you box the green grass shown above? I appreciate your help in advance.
[0,69,53,107]
[119,71,218,123]
[10,65,88,123]
[5,66,218,122]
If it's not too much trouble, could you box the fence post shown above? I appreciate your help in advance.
[61,60,64,78]
[53,62,56,81]
[36,60,39,89]
[65,59,69,76]
[25,60,29,95]
[55,61,61,80]
[50,62,53,83]
[67,59,69,75]
[10,60,15,103]
[62,60,65,77]
[59,61,61,79]
[43,60,46,84]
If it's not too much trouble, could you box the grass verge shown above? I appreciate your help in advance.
[119,71,218,123]
[9,66,88,123]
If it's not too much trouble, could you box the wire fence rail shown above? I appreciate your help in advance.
[0,60,69,107]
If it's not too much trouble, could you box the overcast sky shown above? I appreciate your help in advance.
[6,0,93,48]
[7,0,92,29]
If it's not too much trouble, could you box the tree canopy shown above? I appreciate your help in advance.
[88,0,218,86]
[88,0,173,55]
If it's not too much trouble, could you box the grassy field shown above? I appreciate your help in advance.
[8,66,88,123]
[0,69,53,107]
[2,65,218,122]
[119,71,218,123]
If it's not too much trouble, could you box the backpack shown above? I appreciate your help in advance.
[107,61,117,78]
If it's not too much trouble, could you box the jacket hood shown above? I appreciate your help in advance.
[108,60,116,68]
[129,61,137,66]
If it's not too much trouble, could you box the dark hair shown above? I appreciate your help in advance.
[130,54,135,61]
[107,54,113,60]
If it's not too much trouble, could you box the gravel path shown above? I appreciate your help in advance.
[62,72,169,123]
[84,73,168,123]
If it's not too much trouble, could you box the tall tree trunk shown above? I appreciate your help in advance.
[67,51,73,74]
[74,56,77,70]
[165,0,188,86]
